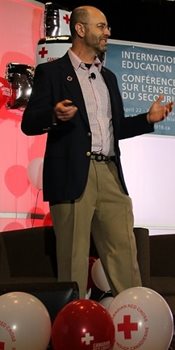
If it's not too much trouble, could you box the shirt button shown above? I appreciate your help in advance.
[86,151,91,157]
[87,132,91,137]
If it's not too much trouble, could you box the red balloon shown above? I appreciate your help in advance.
[51,299,115,350]
[0,77,11,108]
[5,165,29,197]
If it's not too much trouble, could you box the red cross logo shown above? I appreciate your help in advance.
[118,315,138,339]
[0,342,5,350]
[81,332,94,345]
[38,47,48,58]
[63,14,70,24]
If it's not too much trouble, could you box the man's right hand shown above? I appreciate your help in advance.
[54,99,78,122]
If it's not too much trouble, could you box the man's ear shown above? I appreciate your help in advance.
[75,23,86,38]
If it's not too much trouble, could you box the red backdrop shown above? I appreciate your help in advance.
[0,0,49,231]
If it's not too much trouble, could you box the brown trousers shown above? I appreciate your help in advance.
[50,160,142,298]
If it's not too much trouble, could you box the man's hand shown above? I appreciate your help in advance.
[54,99,78,122]
[147,95,174,123]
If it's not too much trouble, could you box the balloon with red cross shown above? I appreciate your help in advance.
[108,286,174,350]
[0,291,51,350]
[36,3,72,65]
[51,299,115,350]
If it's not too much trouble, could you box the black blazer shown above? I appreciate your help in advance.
[21,53,154,202]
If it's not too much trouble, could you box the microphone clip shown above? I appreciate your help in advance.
[89,72,96,80]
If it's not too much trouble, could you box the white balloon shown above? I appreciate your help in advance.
[0,291,51,350]
[27,157,43,190]
[108,286,174,350]
[99,296,114,310]
[91,258,111,292]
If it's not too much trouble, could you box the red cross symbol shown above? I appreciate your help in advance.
[81,332,94,345]
[38,47,48,58]
[118,315,138,339]
[0,341,5,350]
[63,14,70,24]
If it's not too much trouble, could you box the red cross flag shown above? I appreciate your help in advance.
[36,40,71,65]
[59,9,71,36]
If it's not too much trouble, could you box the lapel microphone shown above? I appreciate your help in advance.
[89,72,96,80]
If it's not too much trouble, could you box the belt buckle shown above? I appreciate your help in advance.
[96,154,103,161]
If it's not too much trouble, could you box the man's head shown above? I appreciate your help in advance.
[70,6,111,56]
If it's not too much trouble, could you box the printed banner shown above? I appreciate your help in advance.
[106,40,175,136]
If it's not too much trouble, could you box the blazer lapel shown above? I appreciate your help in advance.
[58,54,90,128]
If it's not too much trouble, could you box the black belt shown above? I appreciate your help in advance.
[90,153,115,162]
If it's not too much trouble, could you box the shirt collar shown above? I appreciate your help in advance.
[68,48,102,72]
